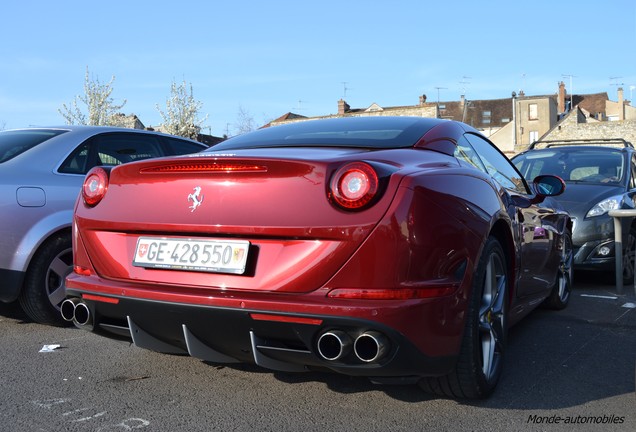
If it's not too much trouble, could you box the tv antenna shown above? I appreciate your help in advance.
[562,74,576,108]
[610,76,624,86]
[459,76,471,95]
[341,82,349,99]
[434,86,447,103]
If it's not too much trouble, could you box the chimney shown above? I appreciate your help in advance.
[460,94,465,109]
[618,87,625,121]
[558,81,566,113]
[338,99,350,115]
[419,94,427,105]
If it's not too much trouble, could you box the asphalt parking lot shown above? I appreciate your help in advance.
[0,271,634,432]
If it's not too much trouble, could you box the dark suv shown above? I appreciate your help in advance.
[512,139,636,282]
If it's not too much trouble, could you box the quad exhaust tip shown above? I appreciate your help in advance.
[60,298,80,322]
[317,329,389,363]
[317,330,352,361]
[354,331,388,363]
[60,297,92,326]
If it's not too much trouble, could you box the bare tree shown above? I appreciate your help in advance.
[59,67,127,126]
[233,105,256,135]
[156,80,208,140]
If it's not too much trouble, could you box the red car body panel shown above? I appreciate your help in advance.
[65,117,569,383]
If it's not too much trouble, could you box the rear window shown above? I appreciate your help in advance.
[210,117,436,151]
[0,129,68,163]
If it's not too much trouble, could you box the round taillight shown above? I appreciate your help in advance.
[329,162,379,210]
[82,167,109,206]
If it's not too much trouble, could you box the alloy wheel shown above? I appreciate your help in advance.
[46,246,74,310]
[478,251,506,381]
[557,235,573,303]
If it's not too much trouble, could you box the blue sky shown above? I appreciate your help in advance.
[1,0,635,136]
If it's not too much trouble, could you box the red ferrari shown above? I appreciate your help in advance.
[64,117,572,398]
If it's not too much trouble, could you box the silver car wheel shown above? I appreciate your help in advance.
[19,234,73,325]
[46,246,74,309]
[478,251,506,381]
[557,235,573,302]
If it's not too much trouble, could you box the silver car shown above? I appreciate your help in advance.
[0,126,207,325]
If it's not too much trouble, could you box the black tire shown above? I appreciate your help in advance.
[543,232,573,310]
[621,228,636,285]
[18,233,73,326]
[419,236,508,399]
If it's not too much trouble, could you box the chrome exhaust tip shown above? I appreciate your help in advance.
[73,301,92,326]
[60,298,80,322]
[354,331,389,363]
[317,330,352,361]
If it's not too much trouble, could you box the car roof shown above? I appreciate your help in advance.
[2,125,202,143]
[211,116,471,151]
[0,126,207,170]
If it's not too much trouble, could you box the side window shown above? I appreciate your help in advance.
[59,133,205,175]
[513,157,545,181]
[164,137,206,155]
[454,136,487,172]
[96,133,164,164]
[464,133,529,194]
[59,142,91,174]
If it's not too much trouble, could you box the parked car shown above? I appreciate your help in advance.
[64,117,571,399]
[512,138,636,282]
[0,126,207,325]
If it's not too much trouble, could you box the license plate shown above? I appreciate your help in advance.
[133,237,250,274]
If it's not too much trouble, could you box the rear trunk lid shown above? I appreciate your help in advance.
[75,148,406,293]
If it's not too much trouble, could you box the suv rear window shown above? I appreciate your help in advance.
[0,130,68,163]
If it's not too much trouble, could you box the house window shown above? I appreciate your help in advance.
[529,103,538,120]
[529,130,539,143]
[482,110,491,125]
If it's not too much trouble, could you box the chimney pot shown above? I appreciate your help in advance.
[338,99,350,115]
[558,81,566,113]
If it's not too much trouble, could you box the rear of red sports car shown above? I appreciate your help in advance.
[64,117,569,398]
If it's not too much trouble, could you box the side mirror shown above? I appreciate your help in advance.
[532,175,565,202]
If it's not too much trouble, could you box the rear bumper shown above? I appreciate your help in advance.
[65,278,462,380]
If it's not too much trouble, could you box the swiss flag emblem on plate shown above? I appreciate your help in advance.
[137,243,149,258]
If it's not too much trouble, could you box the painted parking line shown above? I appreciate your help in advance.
[580,294,618,300]
[578,293,636,309]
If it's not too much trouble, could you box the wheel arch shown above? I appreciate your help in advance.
[10,210,73,274]
[23,226,73,274]
[488,219,516,303]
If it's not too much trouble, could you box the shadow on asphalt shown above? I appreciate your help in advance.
[194,270,636,407]
[1,270,634,408]
[0,300,29,322]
